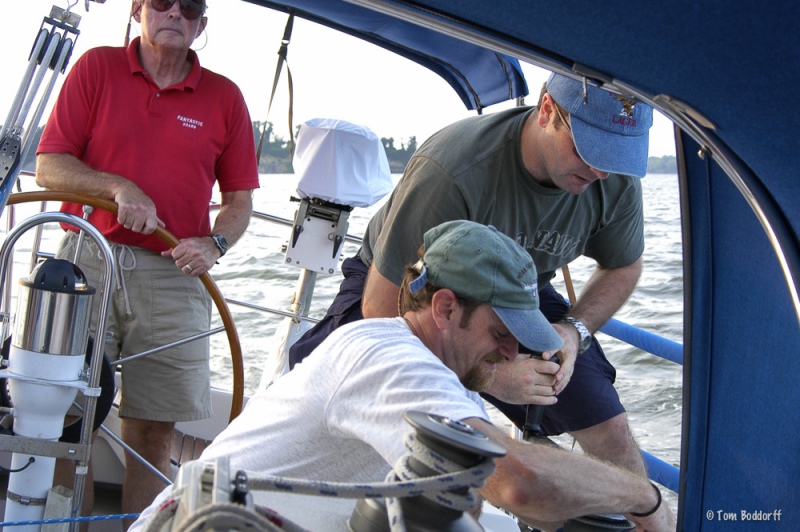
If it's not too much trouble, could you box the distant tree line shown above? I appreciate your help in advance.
[252,121,417,174]
[646,155,677,174]
[15,121,675,176]
[253,121,676,175]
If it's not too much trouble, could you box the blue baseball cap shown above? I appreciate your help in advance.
[546,73,653,178]
[414,221,563,353]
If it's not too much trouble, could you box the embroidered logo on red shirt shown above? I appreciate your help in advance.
[177,115,204,129]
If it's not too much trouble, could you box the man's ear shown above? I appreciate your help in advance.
[538,93,557,128]
[131,0,143,23]
[430,289,459,331]
[197,17,208,36]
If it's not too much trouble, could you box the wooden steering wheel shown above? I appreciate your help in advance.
[7,191,244,423]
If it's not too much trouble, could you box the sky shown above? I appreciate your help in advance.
[2,0,676,156]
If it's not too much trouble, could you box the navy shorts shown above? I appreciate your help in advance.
[288,255,624,435]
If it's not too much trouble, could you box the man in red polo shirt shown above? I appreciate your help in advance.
[36,0,259,524]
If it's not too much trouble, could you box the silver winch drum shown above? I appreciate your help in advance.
[12,258,96,356]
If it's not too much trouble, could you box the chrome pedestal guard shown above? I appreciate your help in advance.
[0,212,114,531]
[7,190,247,423]
[2,191,249,529]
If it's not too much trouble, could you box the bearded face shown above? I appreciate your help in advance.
[459,351,506,392]
[438,304,517,392]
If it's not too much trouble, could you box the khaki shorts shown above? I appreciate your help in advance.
[57,231,212,422]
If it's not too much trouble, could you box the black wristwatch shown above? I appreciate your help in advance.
[562,317,592,354]
[209,233,229,257]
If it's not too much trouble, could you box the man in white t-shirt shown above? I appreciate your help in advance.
[132,220,674,532]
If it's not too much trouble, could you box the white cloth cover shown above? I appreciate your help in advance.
[293,118,393,208]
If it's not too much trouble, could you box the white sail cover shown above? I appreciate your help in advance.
[293,118,392,208]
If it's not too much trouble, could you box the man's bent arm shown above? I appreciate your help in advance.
[36,152,161,234]
[550,258,643,389]
[362,263,402,318]
[163,190,254,275]
[464,418,675,530]
[37,152,124,198]
[211,190,253,248]
[569,258,643,333]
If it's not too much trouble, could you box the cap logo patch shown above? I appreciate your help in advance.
[612,115,637,127]
[516,260,534,281]
[613,96,637,117]
[523,282,537,297]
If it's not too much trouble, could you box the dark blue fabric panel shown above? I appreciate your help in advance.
[682,131,800,530]
[245,1,800,248]
[701,165,799,529]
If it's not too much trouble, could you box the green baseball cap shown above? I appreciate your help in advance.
[412,220,563,352]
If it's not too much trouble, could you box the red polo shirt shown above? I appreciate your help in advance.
[38,37,259,252]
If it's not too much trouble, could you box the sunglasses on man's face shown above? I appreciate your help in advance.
[149,0,205,21]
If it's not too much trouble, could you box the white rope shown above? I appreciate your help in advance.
[383,432,489,531]
[109,243,137,315]
[245,459,491,504]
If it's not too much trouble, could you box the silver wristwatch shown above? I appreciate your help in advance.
[209,233,229,257]
[562,317,591,354]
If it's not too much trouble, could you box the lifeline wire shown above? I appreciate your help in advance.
[0,513,140,528]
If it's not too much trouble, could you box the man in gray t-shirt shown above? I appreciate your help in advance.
[289,73,654,478]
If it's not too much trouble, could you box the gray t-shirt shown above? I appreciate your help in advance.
[361,106,644,287]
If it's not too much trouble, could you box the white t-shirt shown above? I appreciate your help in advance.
[204,317,489,481]
[131,317,491,529]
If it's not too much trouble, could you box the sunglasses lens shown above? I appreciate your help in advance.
[150,0,174,12]
[180,0,204,20]
[149,0,204,20]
